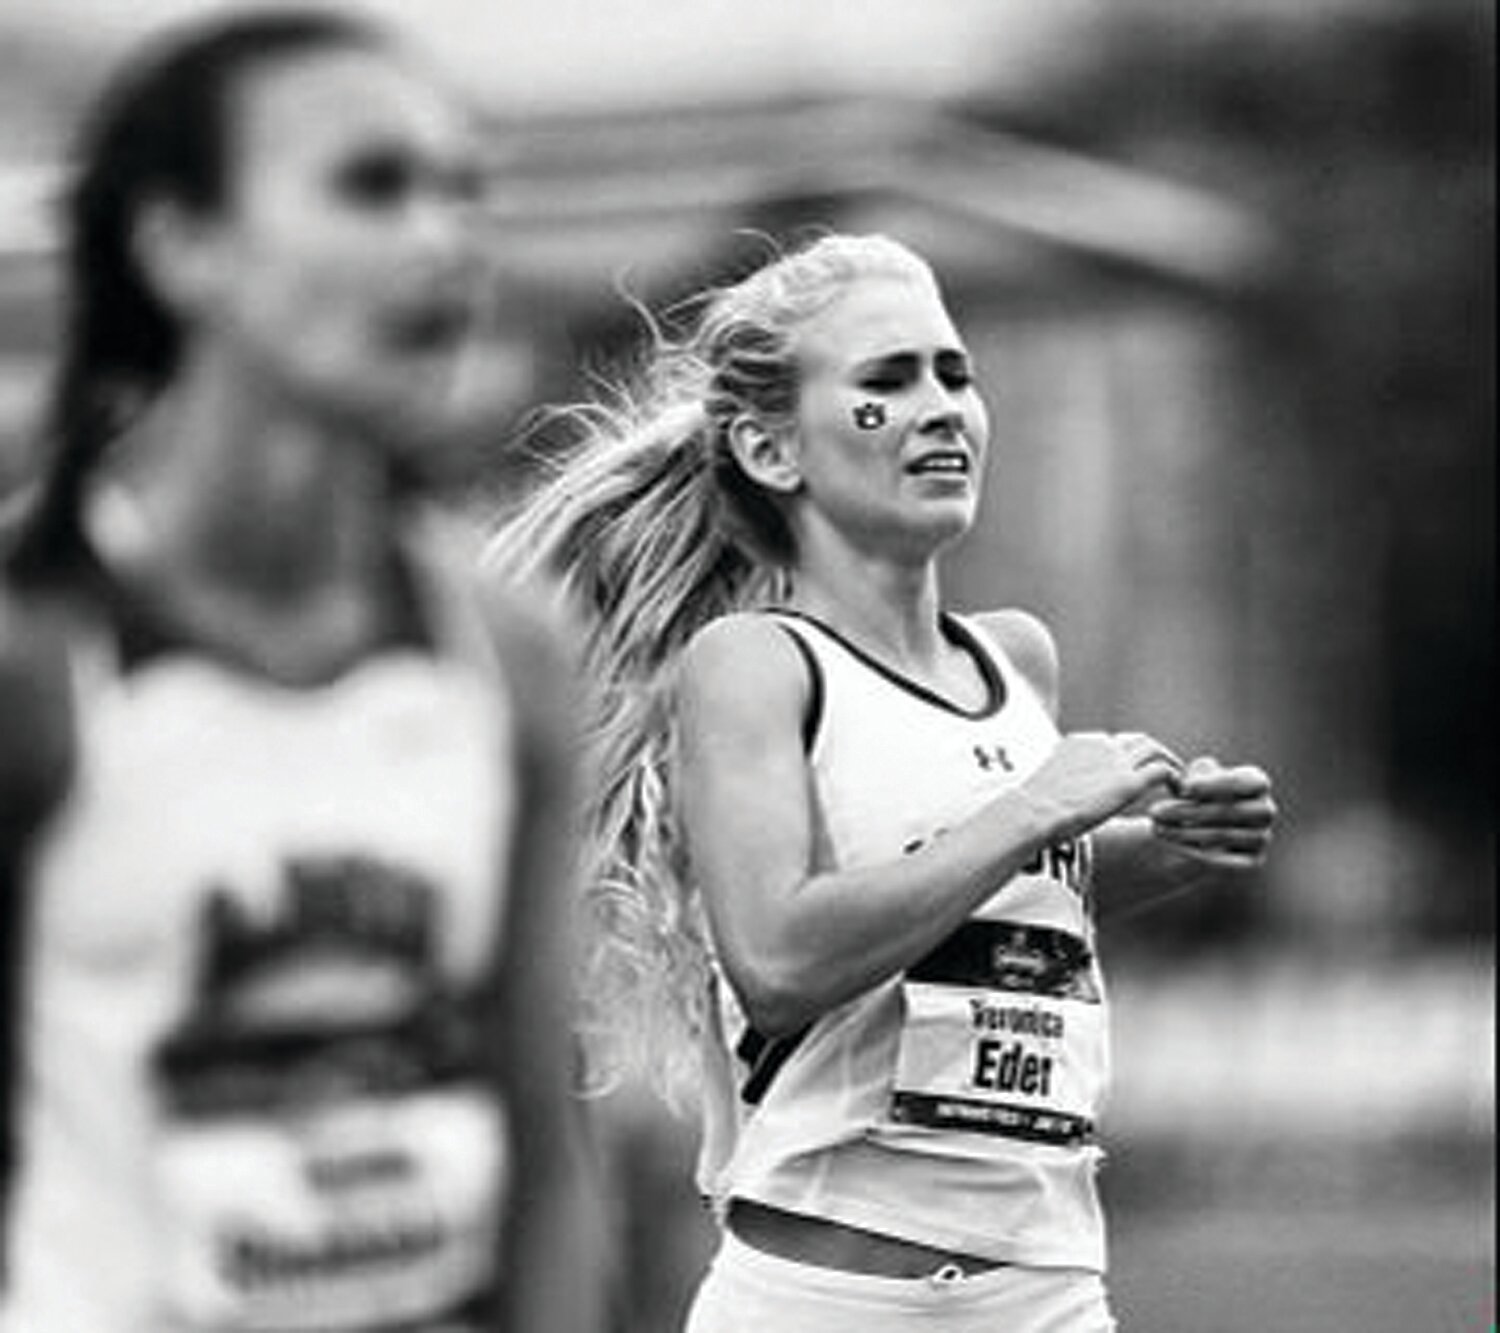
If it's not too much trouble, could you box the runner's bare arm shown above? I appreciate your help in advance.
[481,589,610,1333]
[676,615,1183,1037]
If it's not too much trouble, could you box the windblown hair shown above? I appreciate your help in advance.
[6,8,385,585]
[486,233,934,1105]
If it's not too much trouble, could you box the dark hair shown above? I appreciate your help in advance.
[6,7,385,584]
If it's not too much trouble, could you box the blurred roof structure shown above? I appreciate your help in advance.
[0,96,1275,320]
[0,0,1286,352]
[0,0,1093,146]
[478,98,1276,307]
[0,0,1447,135]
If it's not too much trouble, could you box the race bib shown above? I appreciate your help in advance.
[889,919,1107,1147]
[156,1085,506,1332]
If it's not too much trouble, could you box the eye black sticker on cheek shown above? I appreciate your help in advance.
[853,402,887,430]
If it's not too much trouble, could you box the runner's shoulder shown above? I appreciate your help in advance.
[971,607,1060,716]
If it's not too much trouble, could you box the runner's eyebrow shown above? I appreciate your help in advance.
[852,351,920,378]
[851,348,972,377]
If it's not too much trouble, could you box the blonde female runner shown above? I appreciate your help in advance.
[488,232,1275,1332]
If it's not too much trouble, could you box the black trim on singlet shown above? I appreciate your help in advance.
[769,609,1008,721]
[769,619,825,753]
[735,1024,813,1107]
[908,919,1099,1001]
[65,529,434,682]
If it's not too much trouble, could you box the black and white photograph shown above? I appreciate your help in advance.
[1,2,1491,1330]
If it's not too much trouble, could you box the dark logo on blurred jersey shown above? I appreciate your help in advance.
[153,855,482,1117]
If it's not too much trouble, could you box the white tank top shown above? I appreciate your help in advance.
[702,610,1110,1272]
[2,530,517,1332]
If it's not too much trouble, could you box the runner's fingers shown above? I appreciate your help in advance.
[1115,732,1186,779]
[1149,795,1277,829]
[1152,824,1272,855]
[1175,846,1266,870]
[1178,764,1272,800]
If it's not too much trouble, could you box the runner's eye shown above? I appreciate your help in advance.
[936,352,974,390]
[335,149,417,209]
[858,359,918,394]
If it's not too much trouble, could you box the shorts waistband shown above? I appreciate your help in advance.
[714,1222,1041,1310]
[728,1199,1007,1281]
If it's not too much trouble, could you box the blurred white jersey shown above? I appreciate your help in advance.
[701,610,1110,1272]
[2,527,517,1332]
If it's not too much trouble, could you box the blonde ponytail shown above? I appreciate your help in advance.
[487,233,933,1104]
[486,395,779,1105]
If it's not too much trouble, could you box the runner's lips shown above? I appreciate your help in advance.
[905,448,973,476]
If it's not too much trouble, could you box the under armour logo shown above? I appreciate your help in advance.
[973,744,1014,772]
[853,402,887,430]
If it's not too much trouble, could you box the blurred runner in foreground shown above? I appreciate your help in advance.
[0,9,605,1331]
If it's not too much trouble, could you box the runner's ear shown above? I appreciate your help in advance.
[727,416,801,494]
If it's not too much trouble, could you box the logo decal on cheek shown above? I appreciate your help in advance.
[853,402,887,430]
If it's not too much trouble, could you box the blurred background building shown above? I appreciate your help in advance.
[1,1,1492,1329]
